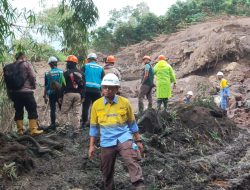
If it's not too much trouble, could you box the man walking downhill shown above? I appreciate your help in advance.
[154,55,176,111]
[89,73,145,190]
[104,55,121,80]
[82,53,105,128]
[43,56,65,130]
[138,55,154,115]
[4,52,43,135]
[59,55,84,130]
[217,71,230,115]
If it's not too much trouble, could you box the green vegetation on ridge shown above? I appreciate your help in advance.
[91,0,250,53]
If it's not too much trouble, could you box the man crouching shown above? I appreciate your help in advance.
[88,73,145,190]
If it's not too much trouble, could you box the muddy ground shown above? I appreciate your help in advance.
[1,17,250,189]
[0,104,250,190]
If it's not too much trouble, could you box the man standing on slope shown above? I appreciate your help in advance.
[59,55,84,130]
[4,52,43,135]
[154,55,176,111]
[104,55,121,80]
[89,73,145,190]
[82,53,105,128]
[138,55,154,115]
[44,56,65,130]
[217,71,230,115]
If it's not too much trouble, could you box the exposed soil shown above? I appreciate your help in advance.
[1,17,250,190]
[1,104,250,190]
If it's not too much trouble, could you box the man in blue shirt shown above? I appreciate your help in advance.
[89,73,145,190]
[183,91,193,104]
[82,53,105,128]
[44,56,65,130]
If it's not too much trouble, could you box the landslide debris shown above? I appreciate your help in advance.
[116,17,250,79]
[0,104,249,190]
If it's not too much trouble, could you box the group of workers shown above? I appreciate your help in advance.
[4,51,230,190]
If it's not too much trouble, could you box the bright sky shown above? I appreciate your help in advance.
[11,0,177,27]
[10,0,177,49]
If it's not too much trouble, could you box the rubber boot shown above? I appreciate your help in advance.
[16,120,24,135]
[29,119,43,135]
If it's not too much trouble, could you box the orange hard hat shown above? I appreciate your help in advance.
[158,55,166,61]
[143,55,151,61]
[106,55,115,63]
[66,55,78,64]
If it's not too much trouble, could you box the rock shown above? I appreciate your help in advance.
[176,75,215,97]
[228,70,245,83]
[222,62,239,72]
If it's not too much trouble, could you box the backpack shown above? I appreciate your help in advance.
[48,72,62,91]
[3,61,26,90]
[69,71,83,89]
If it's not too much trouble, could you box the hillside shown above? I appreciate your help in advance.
[0,17,250,190]
[116,17,250,128]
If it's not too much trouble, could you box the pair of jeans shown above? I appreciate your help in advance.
[82,91,101,124]
[49,93,58,125]
[10,91,38,120]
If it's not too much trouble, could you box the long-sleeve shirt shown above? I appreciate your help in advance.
[17,61,36,92]
[104,65,121,80]
[61,68,84,97]
[44,68,65,96]
[153,60,176,98]
[89,95,139,147]
[82,61,105,93]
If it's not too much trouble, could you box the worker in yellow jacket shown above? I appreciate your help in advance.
[153,55,176,111]
[217,71,230,114]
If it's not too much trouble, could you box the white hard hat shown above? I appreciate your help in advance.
[187,91,193,96]
[48,56,58,64]
[87,53,97,59]
[101,73,120,86]
[217,71,224,76]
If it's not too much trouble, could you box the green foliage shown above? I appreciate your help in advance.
[0,162,18,181]
[0,0,36,61]
[91,0,250,53]
[0,0,37,133]
[12,37,66,62]
[38,0,99,56]
[0,0,16,61]
[208,130,222,143]
[91,2,161,53]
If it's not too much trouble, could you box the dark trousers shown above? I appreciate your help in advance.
[157,98,168,110]
[138,84,153,113]
[101,141,143,190]
[49,93,58,125]
[82,91,101,124]
[10,91,38,121]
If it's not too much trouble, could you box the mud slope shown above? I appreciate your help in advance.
[0,105,250,190]
[116,17,250,80]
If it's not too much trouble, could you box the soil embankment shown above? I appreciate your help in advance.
[1,17,250,190]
